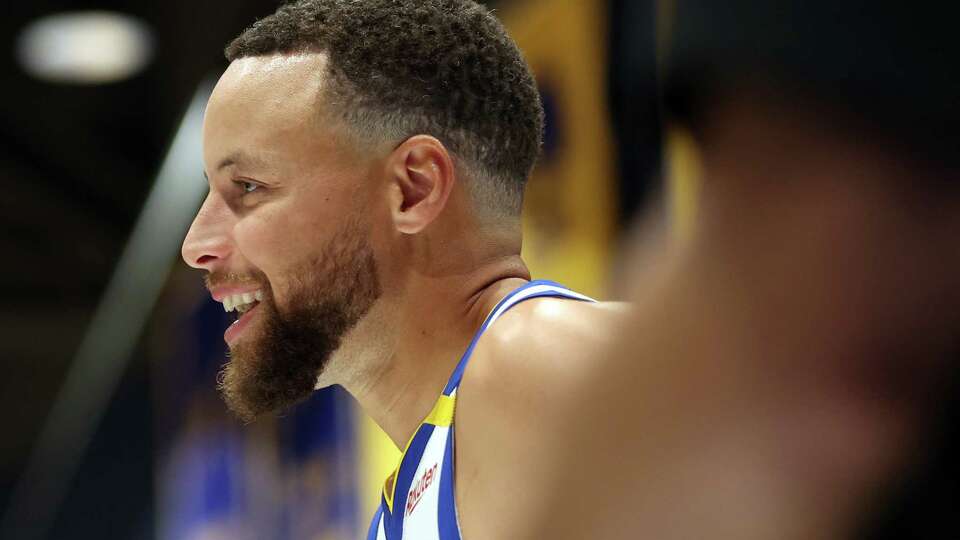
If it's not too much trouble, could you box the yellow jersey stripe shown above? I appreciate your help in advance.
[383,393,458,512]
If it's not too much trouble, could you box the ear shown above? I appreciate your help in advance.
[386,135,456,234]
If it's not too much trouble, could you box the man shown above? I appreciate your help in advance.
[522,1,960,539]
[180,1,624,538]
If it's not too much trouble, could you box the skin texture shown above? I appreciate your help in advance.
[455,298,630,538]
[184,54,386,419]
[181,52,628,538]
[518,90,960,540]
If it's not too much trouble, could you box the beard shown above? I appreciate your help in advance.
[216,219,381,422]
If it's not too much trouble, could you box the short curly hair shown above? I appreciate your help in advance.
[225,0,544,216]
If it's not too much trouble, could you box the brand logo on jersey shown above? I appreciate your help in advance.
[405,463,438,516]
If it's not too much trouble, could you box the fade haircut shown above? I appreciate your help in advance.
[225,0,544,216]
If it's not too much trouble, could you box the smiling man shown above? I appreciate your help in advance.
[180,1,624,539]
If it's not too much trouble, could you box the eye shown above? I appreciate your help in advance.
[235,179,260,194]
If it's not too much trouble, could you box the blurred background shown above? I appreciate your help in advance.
[0,0,956,539]
[0,1,661,538]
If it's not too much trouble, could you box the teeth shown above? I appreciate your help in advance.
[219,290,262,312]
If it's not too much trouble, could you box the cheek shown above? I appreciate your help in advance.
[233,210,300,278]
[232,203,329,293]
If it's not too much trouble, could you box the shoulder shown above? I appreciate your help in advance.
[452,296,631,537]
[456,296,630,444]
[492,296,631,348]
[463,297,630,402]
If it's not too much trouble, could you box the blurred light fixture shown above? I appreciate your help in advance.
[17,10,154,84]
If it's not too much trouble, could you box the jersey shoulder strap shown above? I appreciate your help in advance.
[441,279,595,396]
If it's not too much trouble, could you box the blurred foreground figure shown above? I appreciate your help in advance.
[179,1,626,538]
[522,2,960,539]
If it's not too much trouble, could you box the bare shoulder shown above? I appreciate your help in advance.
[453,297,631,537]
[489,297,629,356]
[466,297,630,393]
[461,297,628,414]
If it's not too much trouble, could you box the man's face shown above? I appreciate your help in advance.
[182,54,382,421]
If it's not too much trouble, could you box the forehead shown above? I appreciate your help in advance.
[211,52,327,111]
[202,53,338,173]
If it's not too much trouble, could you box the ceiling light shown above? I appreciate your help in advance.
[17,11,154,85]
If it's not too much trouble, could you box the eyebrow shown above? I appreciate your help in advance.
[216,151,243,172]
[203,151,268,181]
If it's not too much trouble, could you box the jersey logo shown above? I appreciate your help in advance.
[405,463,438,516]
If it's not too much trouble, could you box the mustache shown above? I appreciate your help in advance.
[204,270,269,290]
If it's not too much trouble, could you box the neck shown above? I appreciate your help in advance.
[336,256,530,447]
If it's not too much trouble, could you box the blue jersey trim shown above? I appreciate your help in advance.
[366,506,383,540]
[437,428,461,539]
[441,280,587,395]
[386,423,437,537]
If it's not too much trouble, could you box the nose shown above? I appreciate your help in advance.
[181,192,233,271]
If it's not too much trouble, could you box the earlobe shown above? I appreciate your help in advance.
[388,136,455,234]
